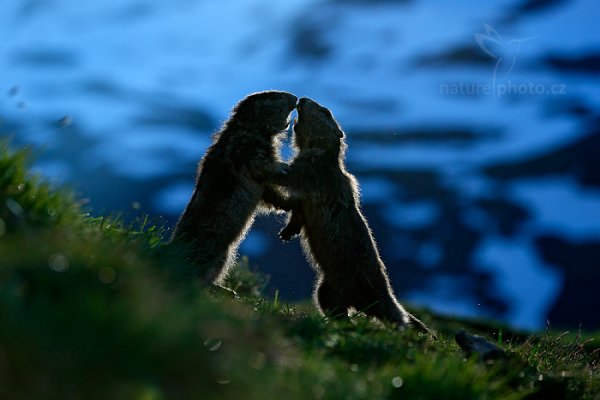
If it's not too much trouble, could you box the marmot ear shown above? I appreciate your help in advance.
[336,129,344,139]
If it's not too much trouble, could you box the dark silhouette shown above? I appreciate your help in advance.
[171,91,297,284]
[280,97,428,332]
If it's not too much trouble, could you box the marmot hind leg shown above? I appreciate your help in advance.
[207,248,237,286]
[362,294,410,328]
[356,293,433,334]
[406,312,434,335]
[315,280,349,319]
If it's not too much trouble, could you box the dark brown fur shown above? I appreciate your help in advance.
[280,98,428,331]
[171,91,297,284]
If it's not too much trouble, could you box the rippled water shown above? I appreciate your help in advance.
[1,0,599,330]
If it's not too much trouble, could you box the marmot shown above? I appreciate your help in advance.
[280,97,428,331]
[171,90,297,284]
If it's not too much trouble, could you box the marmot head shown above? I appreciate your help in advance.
[293,97,345,153]
[229,90,298,135]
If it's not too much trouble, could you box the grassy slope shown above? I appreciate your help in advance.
[0,143,598,400]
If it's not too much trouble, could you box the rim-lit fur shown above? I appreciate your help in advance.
[171,90,297,284]
[283,97,415,328]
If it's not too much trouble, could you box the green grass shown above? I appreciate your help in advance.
[0,142,598,399]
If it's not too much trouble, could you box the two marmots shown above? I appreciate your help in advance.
[172,92,427,331]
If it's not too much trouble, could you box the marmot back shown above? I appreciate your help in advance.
[171,90,297,284]
[282,97,428,332]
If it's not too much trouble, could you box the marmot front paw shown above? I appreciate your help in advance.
[275,161,290,175]
[279,226,298,242]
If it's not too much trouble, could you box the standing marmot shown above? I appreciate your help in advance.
[171,90,297,284]
[280,97,427,331]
